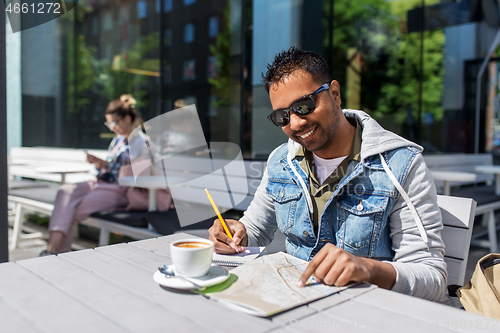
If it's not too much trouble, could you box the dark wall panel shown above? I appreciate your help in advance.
[0,9,9,263]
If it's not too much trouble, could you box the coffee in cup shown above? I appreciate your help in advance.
[174,241,212,249]
[170,239,214,278]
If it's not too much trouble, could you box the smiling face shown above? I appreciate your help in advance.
[269,70,346,159]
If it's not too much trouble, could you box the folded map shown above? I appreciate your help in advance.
[202,252,348,317]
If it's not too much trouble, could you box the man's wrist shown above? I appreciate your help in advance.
[363,258,396,290]
[241,234,248,246]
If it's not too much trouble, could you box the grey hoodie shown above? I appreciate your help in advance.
[241,109,447,301]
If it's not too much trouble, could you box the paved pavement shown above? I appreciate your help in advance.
[465,244,491,282]
[466,223,498,282]
[7,216,98,262]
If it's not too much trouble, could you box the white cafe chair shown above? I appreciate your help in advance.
[438,195,477,306]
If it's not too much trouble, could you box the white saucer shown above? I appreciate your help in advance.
[153,265,230,290]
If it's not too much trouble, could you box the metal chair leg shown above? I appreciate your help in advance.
[488,210,498,253]
[98,228,110,247]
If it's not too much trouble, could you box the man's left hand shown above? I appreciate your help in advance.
[297,243,396,290]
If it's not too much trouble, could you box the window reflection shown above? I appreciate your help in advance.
[165,29,172,47]
[184,23,195,44]
[183,59,196,81]
[156,0,173,13]
[49,0,242,151]
[137,1,147,19]
[14,0,496,159]
[208,16,219,38]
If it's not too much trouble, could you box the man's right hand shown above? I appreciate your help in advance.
[208,218,248,254]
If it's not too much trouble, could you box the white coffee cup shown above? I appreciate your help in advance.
[170,239,214,278]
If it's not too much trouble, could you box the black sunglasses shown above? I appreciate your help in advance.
[267,83,330,127]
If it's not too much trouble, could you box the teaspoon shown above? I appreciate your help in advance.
[158,265,205,291]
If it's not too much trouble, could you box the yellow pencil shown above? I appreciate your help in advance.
[204,188,234,240]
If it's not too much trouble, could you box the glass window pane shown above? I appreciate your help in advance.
[137,1,147,19]
[103,11,113,31]
[14,0,246,159]
[166,0,173,12]
[183,59,196,81]
[91,16,98,35]
[184,23,195,44]
[208,16,219,38]
[207,56,216,79]
[156,0,173,13]
[251,0,303,158]
[165,29,172,47]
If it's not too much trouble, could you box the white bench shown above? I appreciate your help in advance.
[8,147,267,249]
[424,153,500,252]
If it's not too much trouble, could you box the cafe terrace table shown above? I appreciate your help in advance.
[475,165,500,195]
[35,165,93,185]
[430,170,477,196]
[0,233,496,333]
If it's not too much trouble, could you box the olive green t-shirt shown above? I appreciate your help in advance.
[295,117,362,232]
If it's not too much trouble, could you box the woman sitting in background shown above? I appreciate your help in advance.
[40,94,139,255]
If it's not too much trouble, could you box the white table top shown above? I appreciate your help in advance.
[431,170,477,182]
[475,165,500,174]
[0,233,495,333]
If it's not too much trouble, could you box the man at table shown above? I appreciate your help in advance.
[209,47,446,301]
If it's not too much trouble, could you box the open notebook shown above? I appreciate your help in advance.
[212,247,266,267]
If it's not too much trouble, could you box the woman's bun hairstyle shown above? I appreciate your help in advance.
[120,94,137,108]
[106,94,137,123]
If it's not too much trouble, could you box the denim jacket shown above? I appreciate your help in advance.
[241,110,447,301]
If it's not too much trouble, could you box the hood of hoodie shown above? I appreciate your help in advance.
[281,109,429,245]
[286,109,423,163]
